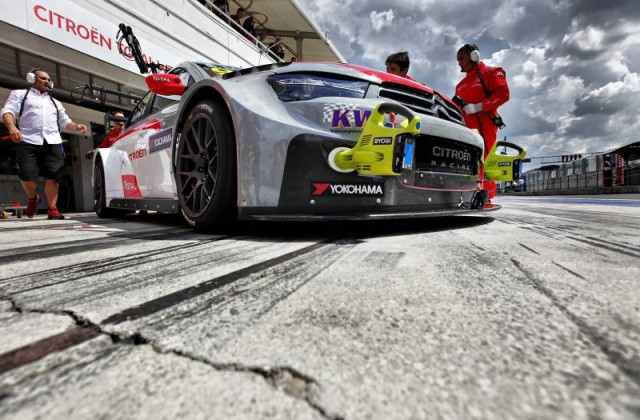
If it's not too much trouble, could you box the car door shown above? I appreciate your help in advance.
[143,67,195,198]
[111,91,155,200]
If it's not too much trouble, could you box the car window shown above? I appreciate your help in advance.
[150,67,194,114]
[128,91,154,126]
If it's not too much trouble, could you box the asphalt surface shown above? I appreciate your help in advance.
[0,196,639,420]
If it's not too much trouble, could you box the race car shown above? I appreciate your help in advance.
[92,61,509,230]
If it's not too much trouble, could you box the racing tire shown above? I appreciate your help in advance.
[175,100,236,231]
[94,159,124,218]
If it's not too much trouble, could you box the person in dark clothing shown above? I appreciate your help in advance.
[269,38,286,61]
[234,8,257,39]
[213,0,229,15]
[385,51,413,79]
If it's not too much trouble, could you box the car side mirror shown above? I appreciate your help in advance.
[145,74,186,96]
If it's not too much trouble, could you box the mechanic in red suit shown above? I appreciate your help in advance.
[97,111,126,148]
[454,43,509,202]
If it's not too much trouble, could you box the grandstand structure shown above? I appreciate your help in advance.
[522,141,640,194]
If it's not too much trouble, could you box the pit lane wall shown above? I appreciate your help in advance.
[1,0,274,71]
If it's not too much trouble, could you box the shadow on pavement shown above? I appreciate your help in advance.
[231,216,495,242]
[3,211,495,243]
[113,211,496,241]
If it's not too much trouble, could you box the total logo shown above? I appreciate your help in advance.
[312,182,384,197]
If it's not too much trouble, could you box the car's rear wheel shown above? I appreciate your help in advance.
[94,159,124,218]
[175,100,236,231]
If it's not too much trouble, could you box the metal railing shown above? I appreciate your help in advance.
[525,167,640,193]
[0,74,138,113]
[194,0,288,63]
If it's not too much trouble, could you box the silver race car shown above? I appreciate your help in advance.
[93,61,490,230]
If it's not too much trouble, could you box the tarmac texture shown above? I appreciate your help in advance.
[0,195,639,420]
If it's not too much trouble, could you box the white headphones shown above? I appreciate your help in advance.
[26,69,54,89]
[469,47,480,63]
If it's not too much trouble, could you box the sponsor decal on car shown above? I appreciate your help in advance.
[121,175,143,198]
[423,142,477,173]
[128,149,147,161]
[323,104,371,130]
[432,146,471,162]
[311,182,384,197]
[149,128,173,154]
[373,137,393,145]
[428,161,473,171]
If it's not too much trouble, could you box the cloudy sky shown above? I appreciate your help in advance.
[298,0,640,164]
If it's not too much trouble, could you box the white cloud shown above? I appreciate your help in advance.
[562,25,605,51]
[590,71,640,97]
[298,0,640,159]
[369,9,395,32]
[605,51,630,78]
[552,55,571,70]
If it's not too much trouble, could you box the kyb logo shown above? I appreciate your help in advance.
[312,182,384,197]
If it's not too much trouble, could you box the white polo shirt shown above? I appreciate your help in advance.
[1,88,71,146]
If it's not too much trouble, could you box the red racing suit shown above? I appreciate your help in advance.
[455,62,509,198]
[97,126,123,148]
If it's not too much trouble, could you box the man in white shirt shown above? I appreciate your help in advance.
[2,69,87,219]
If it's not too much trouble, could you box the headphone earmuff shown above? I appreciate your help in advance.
[470,49,480,63]
[26,69,53,89]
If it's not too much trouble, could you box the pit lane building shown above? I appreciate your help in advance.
[522,141,640,194]
[0,0,343,211]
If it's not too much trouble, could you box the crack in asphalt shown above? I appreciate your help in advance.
[510,258,640,388]
[158,346,343,420]
[0,296,343,420]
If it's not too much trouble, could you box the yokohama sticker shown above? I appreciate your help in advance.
[311,182,384,197]
[122,175,143,198]
[149,128,172,153]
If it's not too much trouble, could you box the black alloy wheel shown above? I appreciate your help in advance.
[175,100,236,230]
